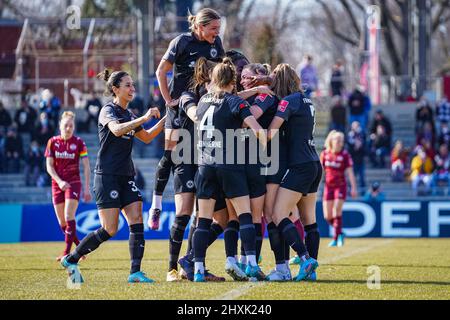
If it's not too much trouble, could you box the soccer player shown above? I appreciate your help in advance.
[191,59,267,282]
[45,111,91,262]
[166,57,225,282]
[60,69,165,284]
[149,8,225,230]
[267,63,322,281]
[321,130,358,247]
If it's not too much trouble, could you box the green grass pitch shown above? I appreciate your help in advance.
[1,238,449,300]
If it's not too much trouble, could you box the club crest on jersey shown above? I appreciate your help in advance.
[278,100,289,112]
[70,144,77,151]
[189,61,196,69]
[186,180,194,189]
[110,190,119,199]
[210,48,218,58]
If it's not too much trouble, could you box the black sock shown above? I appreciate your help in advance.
[239,213,256,256]
[193,218,212,264]
[169,215,190,271]
[267,222,285,265]
[129,223,145,274]
[187,222,223,262]
[277,218,308,259]
[304,223,320,260]
[254,223,263,262]
[67,227,111,263]
[208,223,224,246]
[154,150,173,195]
[224,220,239,258]
[186,214,197,256]
[283,233,290,262]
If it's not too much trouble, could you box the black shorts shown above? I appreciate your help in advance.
[265,160,288,185]
[214,192,227,212]
[195,166,249,200]
[173,163,197,194]
[280,161,323,196]
[245,164,266,199]
[164,107,180,129]
[94,174,143,210]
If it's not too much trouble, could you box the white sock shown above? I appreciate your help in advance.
[246,255,257,267]
[194,262,204,274]
[151,194,162,210]
[226,257,236,265]
[239,255,246,265]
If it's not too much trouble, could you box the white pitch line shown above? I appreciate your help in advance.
[213,239,395,300]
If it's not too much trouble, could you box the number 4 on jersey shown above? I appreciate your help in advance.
[200,105,216,138]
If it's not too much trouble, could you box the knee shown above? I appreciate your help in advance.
[103,225,118,237]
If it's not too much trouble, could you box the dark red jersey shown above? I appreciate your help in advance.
[320,149,353,188]
[45,135,88,183]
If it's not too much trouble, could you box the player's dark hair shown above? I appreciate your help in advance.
[190,57,217,95]
[188,8,221,32]
[97,69,129,97]
[271,63,302,99]
[210,57,236,98]
[243,63,270,76]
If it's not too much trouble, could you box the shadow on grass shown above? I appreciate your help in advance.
[315,279,450,286]
[323,264,450,269]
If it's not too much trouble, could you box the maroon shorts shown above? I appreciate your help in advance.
[52,181,82,205]
[323,185,347,201]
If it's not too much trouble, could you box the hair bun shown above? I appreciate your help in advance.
[222,57,234,66]
[97,68,111,82]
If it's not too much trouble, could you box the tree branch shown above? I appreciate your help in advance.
[340,0,361,38]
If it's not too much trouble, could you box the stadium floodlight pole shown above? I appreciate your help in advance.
[134,0,151,106]
[83,18,96,93]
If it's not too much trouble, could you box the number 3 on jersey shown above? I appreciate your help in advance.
[200,105,216,138]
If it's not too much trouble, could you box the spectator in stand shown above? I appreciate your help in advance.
[347,85,368,131]
[415,98,434,134]
[4,126,23,173]
[416,121,436,153]
[347,121,366,188]
[0,101,12,129]
[329,95,347,133]
[24,140,44,186]
[391,140,409,182]
[39,89,61,130]
[33,112,55,147]
[437,120,450,148]
[298,54,318,98]
[330,59,344,97]
[363,181,386,202]
[369,124,390,168]
[431,144,450,195]
[436,98,450,135]
[83,90,102,133]
[410,146,434,195]
[14,98,38,139]
[370,110,392,148]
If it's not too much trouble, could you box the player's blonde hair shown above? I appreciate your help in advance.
[324,130,344,152]
[60,111,75,122]
[210,57,236,98]
[188,8,221,32]
[271,63,301,99]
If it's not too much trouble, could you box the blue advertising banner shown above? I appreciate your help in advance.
[0,205,23,243]
[1,200,449,243]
